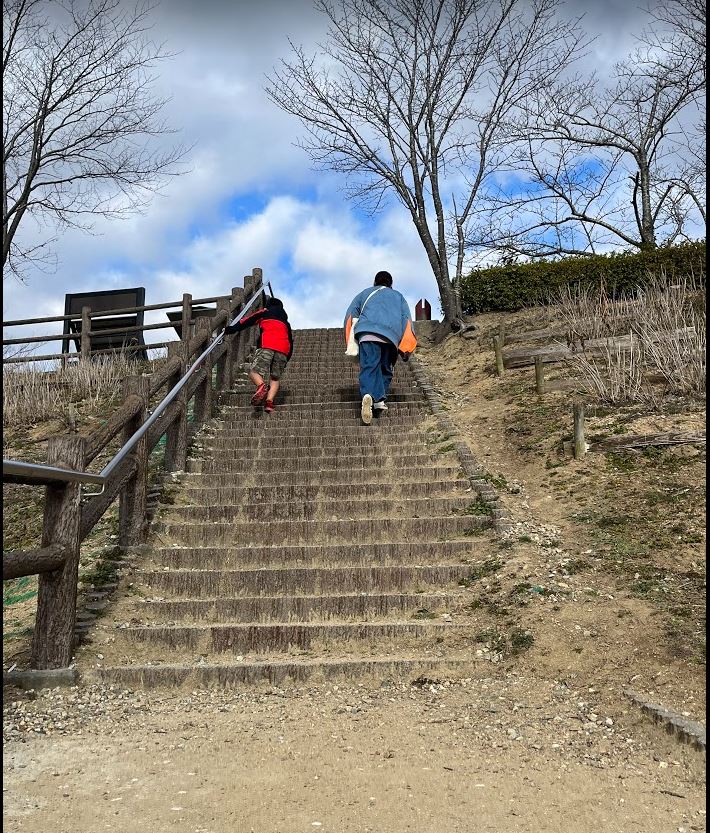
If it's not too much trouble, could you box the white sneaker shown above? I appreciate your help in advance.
[361,394,373,425]
[373,401,388,411]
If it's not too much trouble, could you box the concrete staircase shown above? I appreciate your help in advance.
[89,328,493,687]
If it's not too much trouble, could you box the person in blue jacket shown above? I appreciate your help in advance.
[344,271,418,425]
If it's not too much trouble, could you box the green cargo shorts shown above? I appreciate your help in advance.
[251,347,288,381]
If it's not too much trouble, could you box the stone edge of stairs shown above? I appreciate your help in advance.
[408,355,512,536]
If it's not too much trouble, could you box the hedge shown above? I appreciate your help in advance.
[460,240,706,313]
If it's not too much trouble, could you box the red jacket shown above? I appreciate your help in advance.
[225,300,293,359]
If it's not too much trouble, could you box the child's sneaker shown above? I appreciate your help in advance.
[361,394,373,425]
[264,399,275,414]
[251,383,268,406]
[373,400,388,411]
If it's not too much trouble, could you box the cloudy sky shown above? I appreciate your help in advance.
[2,0,686,352]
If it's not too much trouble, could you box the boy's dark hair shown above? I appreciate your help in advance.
[374,271,393,287]
[266,296,283,308]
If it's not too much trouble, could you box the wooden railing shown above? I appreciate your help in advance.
[2,277,270,364]
[2,268,266,669]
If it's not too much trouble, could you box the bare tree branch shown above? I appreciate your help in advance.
[266,0,587,323]
[2,0,189,281]
[472,0,706,259]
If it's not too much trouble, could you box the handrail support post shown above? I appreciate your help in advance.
[164,340,189,471]
[119,375,151,547]
[31,434,85,669]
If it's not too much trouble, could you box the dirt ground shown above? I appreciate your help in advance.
[415,307,706,721]
[3,676,707,833]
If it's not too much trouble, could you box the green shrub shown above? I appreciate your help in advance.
[461,240,706,313]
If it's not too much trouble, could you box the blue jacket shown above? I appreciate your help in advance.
[343,286,418,353]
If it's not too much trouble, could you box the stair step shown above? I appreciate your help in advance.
[134,592,459,622]
[176,480,470,504]
[198,437,434,451]
[218,400,426,412]
[200,424,430,438]
[119,621,464,653]
[159,496,475,522]
[213,413,424,427]
[196,442,437,459]
[177,465,462,486]
[222,392,420,405]
[151,515,490,546]
[137,564,474,596]
[187,451,450,473]
[91,657,475,688]
[145,539,479,569]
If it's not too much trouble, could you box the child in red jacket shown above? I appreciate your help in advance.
[225,297,293,413]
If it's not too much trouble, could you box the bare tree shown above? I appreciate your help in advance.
[473,1,706,258]
[266,0,585,325]
[2,0,186,281]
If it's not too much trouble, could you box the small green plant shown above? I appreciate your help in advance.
[563,559,591,574]
[481,471,508,489]
[474,627,507,653]
[461,496,493,516]
[459,558,502,587]
[412,608,437,620]
[511,582,532,595]
[509,627,534,655]
[606,452,637,472]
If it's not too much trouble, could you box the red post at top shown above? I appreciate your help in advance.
[415,299,431,321]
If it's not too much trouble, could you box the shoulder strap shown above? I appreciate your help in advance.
[360,286,386,315]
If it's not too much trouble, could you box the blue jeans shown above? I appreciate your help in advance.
[358,340,397,402]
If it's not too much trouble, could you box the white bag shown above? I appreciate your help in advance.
[345,287,385,358]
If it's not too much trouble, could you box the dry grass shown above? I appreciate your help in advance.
[2,354,153,432]
[557,272,706,405]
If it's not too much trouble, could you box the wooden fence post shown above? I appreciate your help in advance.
[214,297,231,391]
[493,335,505,377]
[534,356,545,394]
[181,293,193,343]
[193,316,214,425]
[573,402,586,459]
[252,266,263,295]
[241,274,258,359]
[81,306,91,362]
[31,434,85,669]
[226,287,245,388]
[164,340,188,471]
[119,375,150,547]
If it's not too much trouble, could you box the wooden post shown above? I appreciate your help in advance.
[181,293,193,343]
[573,402,586,459]
[119,375,150,547]
[164,340,188,471]
[80,306,91,362]
[31,434,85,669]
[252,266,263,298]
[226,287,245,388]
[214,297,230,391]
[242,274,258,357]
[193,316,213,425]
[498,321,505,345]
[534,356,545,394]
[493,335,505,377]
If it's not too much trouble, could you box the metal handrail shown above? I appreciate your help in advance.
[2,282,270,491]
